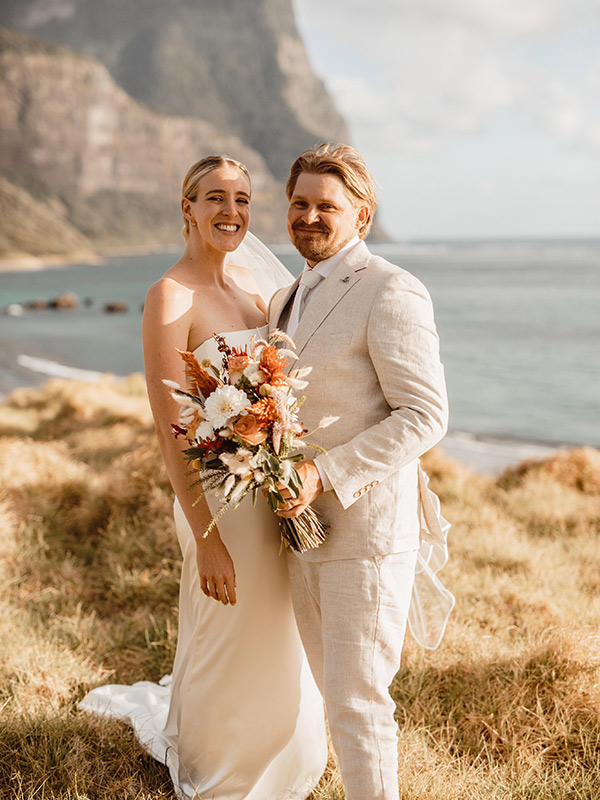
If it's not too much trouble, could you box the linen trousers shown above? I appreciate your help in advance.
[287,549,418,800]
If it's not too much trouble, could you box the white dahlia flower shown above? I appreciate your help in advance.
[203,385,249,429]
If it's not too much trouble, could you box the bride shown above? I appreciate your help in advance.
[79,156,328,799]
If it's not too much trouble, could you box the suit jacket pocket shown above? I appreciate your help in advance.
[323,331,354,347]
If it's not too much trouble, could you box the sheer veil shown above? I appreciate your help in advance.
[409,466,455,650]
[225,231,294,301]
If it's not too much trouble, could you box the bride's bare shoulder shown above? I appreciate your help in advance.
[146,271,193,301]
[144,273,195,325]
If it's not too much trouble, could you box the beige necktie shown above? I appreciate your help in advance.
[286,268,324,337]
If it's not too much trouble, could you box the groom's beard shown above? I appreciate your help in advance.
[290,222,341,263]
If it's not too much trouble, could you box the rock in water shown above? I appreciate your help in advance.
[50,292,78,310]
[25,298,49,309]
[4,303,24,316]
[104,302,128,313]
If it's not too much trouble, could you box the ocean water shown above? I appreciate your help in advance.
[1,240,599,447]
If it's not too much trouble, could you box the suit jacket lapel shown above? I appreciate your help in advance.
[293,241,371,357]
[269,275,301,332]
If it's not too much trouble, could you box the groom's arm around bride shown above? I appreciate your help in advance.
[269,143,448,800]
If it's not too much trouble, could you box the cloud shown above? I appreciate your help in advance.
[295,0,596,39]
[403,0,587,37]
[524,57,600,155]
[293,0,600,156]
[318,25,519,152]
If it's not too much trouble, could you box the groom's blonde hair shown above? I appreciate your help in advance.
[286,143,377,239]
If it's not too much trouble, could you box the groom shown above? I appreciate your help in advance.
[269,143,448,799]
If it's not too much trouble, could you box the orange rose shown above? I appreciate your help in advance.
[233,413,267,445]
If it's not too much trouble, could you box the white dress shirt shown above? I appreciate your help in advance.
[297,235,360,311]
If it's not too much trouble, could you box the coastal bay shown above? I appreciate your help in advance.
[2,239,598,462]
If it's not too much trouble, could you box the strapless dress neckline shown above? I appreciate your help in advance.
[192,325,268,355]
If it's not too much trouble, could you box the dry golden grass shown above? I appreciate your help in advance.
[0,378,599,799]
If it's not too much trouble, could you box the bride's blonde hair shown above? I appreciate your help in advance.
[181,156,251,241]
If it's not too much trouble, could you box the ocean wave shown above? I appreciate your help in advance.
[17,354,109,382]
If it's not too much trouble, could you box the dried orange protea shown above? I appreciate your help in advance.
[177,349,220,397]
[259,345,287,385]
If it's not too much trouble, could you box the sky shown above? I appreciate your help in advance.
[292,0,600,240]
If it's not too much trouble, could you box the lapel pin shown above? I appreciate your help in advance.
[341,276,350,283]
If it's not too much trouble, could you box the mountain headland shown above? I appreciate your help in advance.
[0,1,352,264]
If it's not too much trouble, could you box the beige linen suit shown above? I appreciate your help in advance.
[270,240,448,800]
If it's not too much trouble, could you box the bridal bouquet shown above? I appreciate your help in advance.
[163,329,337,553]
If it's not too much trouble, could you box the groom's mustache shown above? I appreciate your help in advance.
[292,221,330,234]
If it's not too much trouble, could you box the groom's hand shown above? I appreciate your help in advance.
[276,460,323,518]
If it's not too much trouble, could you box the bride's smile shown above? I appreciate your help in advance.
[183,164,251,253]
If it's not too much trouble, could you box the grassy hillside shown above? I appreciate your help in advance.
[0,377,599,799]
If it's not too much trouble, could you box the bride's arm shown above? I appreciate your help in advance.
[142,278,237,606]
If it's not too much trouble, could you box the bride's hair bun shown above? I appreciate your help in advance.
[181,156,251,241]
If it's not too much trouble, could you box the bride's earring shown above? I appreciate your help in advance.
[190,219,197,227]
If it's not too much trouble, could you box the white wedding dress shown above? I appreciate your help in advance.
[79,328,328,799]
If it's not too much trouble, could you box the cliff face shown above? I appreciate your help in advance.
[0,28,287,253]
[0,175,96,261]
[1,0,349,182]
